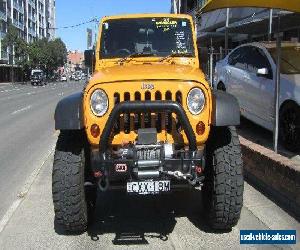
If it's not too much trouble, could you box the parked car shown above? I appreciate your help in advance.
[214,42,300,151]
[61,75,67,82]
[53,14,243,233]
[31,69,46,86]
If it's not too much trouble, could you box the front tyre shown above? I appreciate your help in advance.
[52,130,92,233]
[203,126,244,230]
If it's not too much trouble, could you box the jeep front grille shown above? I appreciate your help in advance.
[113,91,183,135]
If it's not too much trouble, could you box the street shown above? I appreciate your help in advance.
[0,81,84,220]
[0,81,299,249]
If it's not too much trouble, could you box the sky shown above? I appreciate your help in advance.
[56,0,171,51]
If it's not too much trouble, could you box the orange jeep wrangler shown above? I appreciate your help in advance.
[53,14,243,233]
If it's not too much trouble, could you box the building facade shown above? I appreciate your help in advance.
[173,0,300,46]
[0,0,56,68]
[64,50,84,75]
[172,0,300,76]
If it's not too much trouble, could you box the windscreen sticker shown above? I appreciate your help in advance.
[182,21,187,27]
[155,18,178,32]
[104,22,109,30]
[175,31,187,51]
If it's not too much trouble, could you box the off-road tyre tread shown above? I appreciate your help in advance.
[204,126,244,230]
[52,130,88,233]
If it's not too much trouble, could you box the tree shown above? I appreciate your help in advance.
[27,38,67,76]
[3,21,67,80]
[2,20,28,82]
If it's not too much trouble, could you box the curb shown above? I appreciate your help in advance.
[0,82,29,85]
[240,136,300,219]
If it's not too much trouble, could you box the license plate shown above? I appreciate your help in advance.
[127,180,170,195]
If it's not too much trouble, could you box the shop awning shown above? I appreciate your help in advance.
[216,12,300,35]
[201,0,300,13]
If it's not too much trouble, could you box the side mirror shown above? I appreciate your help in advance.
[257,68,269,76]
[84,49,95,71]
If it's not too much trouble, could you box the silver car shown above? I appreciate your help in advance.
[214,42,300,152]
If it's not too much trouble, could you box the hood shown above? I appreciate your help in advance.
[89,64,206,85]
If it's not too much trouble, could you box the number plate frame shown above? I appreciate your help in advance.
[127,180,171,195]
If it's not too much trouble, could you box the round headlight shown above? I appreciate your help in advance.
[90,89,108,117]
[187,88,205,115]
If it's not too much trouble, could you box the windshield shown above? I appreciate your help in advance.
[268,45,300,74]
[100,17,195,59]
[32,72,43,77]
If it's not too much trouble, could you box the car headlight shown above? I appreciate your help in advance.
[90,89,108,117]
[187,88,205,115]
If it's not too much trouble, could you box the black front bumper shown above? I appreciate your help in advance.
[92,101,204,184]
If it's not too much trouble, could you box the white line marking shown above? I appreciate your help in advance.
[11,105,32,115]
[0,145,55,234]
[0,200,22,234]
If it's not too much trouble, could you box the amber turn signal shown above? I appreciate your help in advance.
[196,121,205,135]
[91,124,100,138]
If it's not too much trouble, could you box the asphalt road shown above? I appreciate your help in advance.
[0,81,299,249]
[0,81,85,219]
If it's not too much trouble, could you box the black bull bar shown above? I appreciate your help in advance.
[99,101,197,156]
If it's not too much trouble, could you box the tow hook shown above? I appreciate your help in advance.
[165,171,187,179]
[188,176,204,186]
[98,177,109,191]
[163,170,204,186]
[164,171,192,181]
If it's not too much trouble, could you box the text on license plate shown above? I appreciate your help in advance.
[127,180,170,194]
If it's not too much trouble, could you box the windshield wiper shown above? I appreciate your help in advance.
[159,52,194,62]
[118,52,155,64]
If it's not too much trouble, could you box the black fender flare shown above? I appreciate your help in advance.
[54,92,84,130]
[211,90,240,126]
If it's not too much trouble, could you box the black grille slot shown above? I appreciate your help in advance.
[176,91,182,104]
[113,93,120,133]
[175,91,182,132]
[144,91,151,128]
[155,91,162,132]
[134,92,141,131]
[165,91,172,133]
[124,92,130,134]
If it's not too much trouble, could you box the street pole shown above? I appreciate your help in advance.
[209,38,214,87]
[225,8,230,55]
[173,0,177,14]
[268,9,273,41]
[273,14,281,153]
[9,45,14,83]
